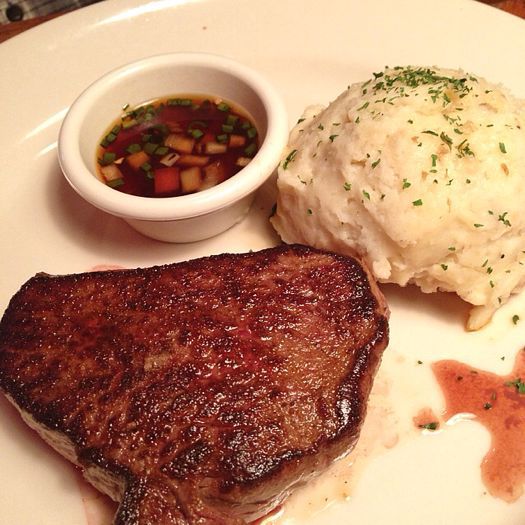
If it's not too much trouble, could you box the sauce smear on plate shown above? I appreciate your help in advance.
[432,350,525,501]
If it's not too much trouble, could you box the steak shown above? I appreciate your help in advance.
[0,244,389,524]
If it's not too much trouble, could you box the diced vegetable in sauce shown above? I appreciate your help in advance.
[96,95,259,197]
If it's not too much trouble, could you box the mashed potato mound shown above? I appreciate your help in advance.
[271,66,525,329]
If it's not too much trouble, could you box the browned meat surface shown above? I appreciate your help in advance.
[0,244,388,524]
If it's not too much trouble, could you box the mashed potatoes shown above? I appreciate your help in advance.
[271,66,525,329]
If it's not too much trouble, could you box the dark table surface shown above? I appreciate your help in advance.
[0,0,524,44]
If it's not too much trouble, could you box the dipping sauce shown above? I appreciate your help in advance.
[433,350,525,502]
[96,95,259,197]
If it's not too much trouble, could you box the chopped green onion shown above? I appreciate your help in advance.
[190,129,204,139]
[244,143,257,157]
[216,134,229,144]
[100,152,116,166]
[143,143,158,155]
[221,124,234,133]
[217,102,230,112]
[140,162,152,172]
[168,98,192,106]
[226,114,239,126]
[247,127,257,139]
[154,146,169,156]
[126,143,142,154]
[107,178,124,188]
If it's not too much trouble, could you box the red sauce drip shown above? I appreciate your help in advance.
[432,350,525,502]
[412,407,439,430]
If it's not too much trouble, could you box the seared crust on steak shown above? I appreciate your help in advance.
[0,244,388,524]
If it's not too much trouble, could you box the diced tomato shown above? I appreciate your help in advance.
[154,167,180,195]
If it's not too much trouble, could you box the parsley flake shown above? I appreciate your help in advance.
[418,422,438,431]
[505,377,525,394]
[282,149,298,170]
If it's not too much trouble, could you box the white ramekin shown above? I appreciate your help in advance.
[58,52,288,242]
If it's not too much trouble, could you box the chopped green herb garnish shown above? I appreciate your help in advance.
[329,134,339,142]
[498,212,511,227]
[307,208,313,215]
[216,134,229,144]
[100,152,116,166]
[107,178,124,188]
[419,422,438,431]
[226,114,239,126]
[363,190,371,200]
[412,199,423,206]
[506,377,525,394]
[247,127,257,139]
[221,124,234,133]
[154,146,169,156]
[344,182,352,191]
[422,130,438,136]
[217,102,230,112]
[402,178,411,189]
[143,142,158,155]
[126,143,142,154]
[140,162,152,172]
[512,314,520,325]
[441,264,448,271]
[168,98,193,106]
[474,223,484,228]
[440,131,453,149]
[499,142,507,154]
[244,143,257,157]
[483,403,493,410]
[282,149,298,170]
[371,158,381,169]
[188,129,203,139]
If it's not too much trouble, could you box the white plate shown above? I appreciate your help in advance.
[1,0,525,523]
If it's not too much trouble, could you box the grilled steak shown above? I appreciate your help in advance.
[0,244,388,524]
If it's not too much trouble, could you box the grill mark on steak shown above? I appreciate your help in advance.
[0,244,389,524]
